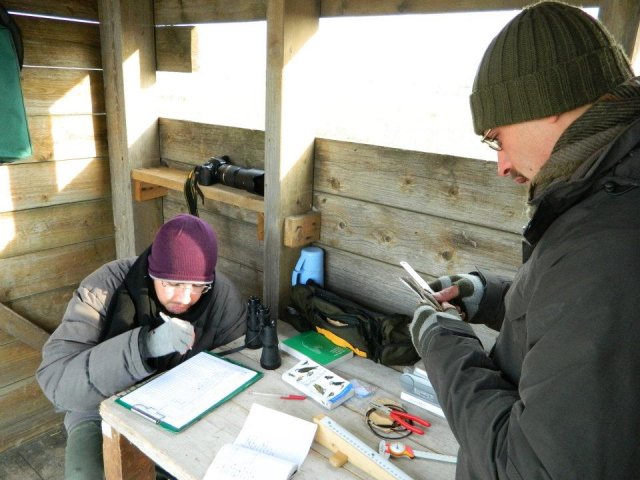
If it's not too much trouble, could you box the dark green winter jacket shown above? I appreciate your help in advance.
[418,80,640,479]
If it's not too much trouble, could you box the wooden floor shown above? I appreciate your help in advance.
[0,426,66,480]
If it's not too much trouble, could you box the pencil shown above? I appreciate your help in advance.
[250,391,307,400]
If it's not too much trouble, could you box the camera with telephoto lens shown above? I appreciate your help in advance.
[195,155,264,196]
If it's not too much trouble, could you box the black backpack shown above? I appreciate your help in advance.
[287,282,420,366]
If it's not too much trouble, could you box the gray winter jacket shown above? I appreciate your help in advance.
[36,258,246,433]
[417,114,640,477]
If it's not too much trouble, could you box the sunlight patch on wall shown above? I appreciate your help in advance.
[56,158,92,191]
[280,31,320,181]
[51,115,97,159]
[48,73,94,114]
[123,49,158,148]
[0,214,16,253]
[0,166,14,212]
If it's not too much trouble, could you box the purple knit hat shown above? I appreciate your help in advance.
[148,214,218,283]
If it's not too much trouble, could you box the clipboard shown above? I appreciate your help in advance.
[116,351,263,432]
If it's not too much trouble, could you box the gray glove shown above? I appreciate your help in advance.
[145,315,195,357]
[429,273,484,321]
[409,300,462,353]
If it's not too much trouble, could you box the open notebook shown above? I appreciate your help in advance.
[204,403,317,480]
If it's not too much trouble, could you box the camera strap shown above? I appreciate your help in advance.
[184,167,204,216]
[215,344,247,357]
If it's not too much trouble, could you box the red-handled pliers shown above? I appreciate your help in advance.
[369,401,431,435]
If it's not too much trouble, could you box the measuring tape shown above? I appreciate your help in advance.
[313,414,415,480]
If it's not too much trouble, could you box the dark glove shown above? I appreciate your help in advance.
[429,273,484,321]
[409,298,462,353]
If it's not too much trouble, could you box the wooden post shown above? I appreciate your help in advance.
[599,0,640,64]
[265,0,320,317]
[102,422,155,480]
[98,0,163,257]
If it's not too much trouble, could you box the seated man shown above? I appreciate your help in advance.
[37,214,247,480]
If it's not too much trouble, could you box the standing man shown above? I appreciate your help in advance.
[410,2,640,478]
[37,214,247,479]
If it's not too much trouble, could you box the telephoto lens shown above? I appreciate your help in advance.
[245,296,262,349]
[259,305,281,370]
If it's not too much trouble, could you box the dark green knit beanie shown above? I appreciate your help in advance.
[470,1,633,135]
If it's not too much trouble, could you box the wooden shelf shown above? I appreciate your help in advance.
[131,166,320,247]
[131,166,264,213]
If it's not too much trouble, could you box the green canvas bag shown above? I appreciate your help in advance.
[0,5,32,162]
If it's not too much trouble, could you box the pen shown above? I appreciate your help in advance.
[250,392,307,400]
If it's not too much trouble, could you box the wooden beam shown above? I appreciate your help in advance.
[15,14,101,69]
[0,377,63,454]
[265,0,319,317]
[155,26,198,73]
[102,422,155,480]
[22,68,105,116]
[26,114,108,162]
[0,303,49,351]
[2,0,99,21]
[154,0,266,25]
[0,200,114,260]
[98,0,163,257]
[599,0,640,61]
[320,0,597,17]
[159,119,265,169]
[0,238,116,304]
[0,159,111,213]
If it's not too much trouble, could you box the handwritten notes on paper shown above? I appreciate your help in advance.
[204,403,317,480]
[117,352,260,431]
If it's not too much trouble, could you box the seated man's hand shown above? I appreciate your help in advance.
[146,316,195,357]
[429,273,484,321]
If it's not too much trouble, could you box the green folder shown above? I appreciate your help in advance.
[116,351,263,433]
[0,27,31,162]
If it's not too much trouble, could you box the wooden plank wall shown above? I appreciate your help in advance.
[314,139,526,318]
[151,0,639,317]
[152,0,528,322]
[0,0,115,452]
[159,119,266,302]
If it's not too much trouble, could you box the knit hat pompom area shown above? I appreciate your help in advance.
[470,1,633,135]
[148,214,218,283]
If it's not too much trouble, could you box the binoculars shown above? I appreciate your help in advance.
[245,296,281,370]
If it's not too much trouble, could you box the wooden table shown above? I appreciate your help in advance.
[100,322,459,480]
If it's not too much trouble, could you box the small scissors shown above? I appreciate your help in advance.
[369,401,431,435]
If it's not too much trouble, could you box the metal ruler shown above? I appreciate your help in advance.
[313,414,415,480]
[400,261,435,294]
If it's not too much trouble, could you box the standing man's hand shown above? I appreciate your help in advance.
[429,273,484,321]
[409,297,463,352]
[145,315,195,357]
